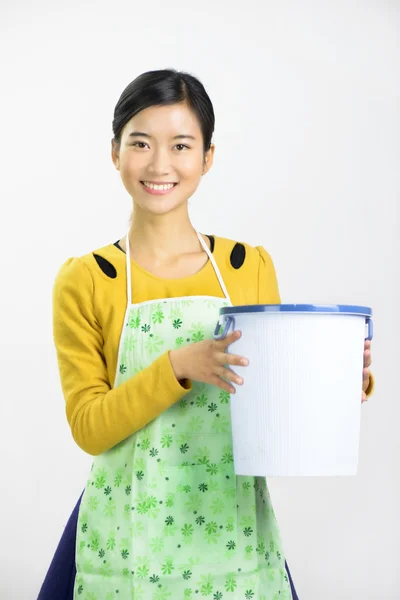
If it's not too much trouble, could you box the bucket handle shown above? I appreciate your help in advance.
[214,315,236,341]
[366,317,373,341]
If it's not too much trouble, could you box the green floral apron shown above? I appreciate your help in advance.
[74,232,292,600]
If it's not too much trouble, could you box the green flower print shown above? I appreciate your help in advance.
[114,469,123,487]
[94,468,107,489]
[128,311,141,329]
[256,541,266,555]
[199,574,214,595]
[184,494,203,512]
[132,521,145,537]
[195,394,207,407]
[161,430,173,448]
[189,323,205,343]
[106,534,116,550]
[169,307,183,322]
[145,335,164,354]
[225,574,237,592]
[242,480,252,495]
[136,563,149,579]
[88,496,99,512]
[140,437,151,451]
[206,463,219,475]
[103,498,116,517]
[181,524,194,538]
[161,557,175,575]
[165,494,175,508]
[194,446,210,465]
[89,530,100,552]
[173,319,183,329]
[153,587,172,600]
[175,336,185,347]
[150,537,164,553]
[221,445,234,464]
[240,515,255,529]
[123,335,137,352]
[205,521,218,535]
[163,523,178,538]
[211,415,230,433]
[219,390,230,404]
[141,323,150,333]
[152,309,165,325]
[188,416,204,433]
[225,517,235,532]
[210,498,225,515]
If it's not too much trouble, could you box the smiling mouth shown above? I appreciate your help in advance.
[141,181,178,191]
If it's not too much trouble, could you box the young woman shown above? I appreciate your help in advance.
[39,69,373,600]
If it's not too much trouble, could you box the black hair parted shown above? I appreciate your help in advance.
[112,69,215,154]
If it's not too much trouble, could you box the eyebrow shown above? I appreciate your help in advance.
[128,132,196,140]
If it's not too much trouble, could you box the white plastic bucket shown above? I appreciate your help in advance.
[214,304,373,477]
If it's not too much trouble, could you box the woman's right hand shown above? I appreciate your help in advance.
[169,330,248,394]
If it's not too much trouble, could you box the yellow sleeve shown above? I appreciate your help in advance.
[255,246,281,304]
[52,258,191,456]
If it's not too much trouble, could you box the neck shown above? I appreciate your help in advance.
[128,205,203,259]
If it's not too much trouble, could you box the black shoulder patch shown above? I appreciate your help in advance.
[93,254,117,279]
[230,243,246,269]
[206,235,215,253]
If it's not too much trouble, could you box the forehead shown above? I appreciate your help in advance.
[124,102,201,137]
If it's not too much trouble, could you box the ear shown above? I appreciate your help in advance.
[202,143,215,176]
[111,139,120,170]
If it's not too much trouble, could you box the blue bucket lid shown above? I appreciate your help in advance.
[219,304,372,317]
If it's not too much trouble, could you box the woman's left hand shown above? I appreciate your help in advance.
[362,340,372,403]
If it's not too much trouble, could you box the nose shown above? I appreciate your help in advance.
[147,147,171,176]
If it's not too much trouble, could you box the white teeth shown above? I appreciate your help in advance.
[143,182,175,191]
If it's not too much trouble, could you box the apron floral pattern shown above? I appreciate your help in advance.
[74,233,292,600]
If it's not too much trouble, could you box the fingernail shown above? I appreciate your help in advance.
[236,377,243,385]
[241,359,248,366]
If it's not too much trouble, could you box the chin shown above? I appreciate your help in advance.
[135,198,187,217]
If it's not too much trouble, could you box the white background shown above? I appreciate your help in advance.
[1,1,398,599]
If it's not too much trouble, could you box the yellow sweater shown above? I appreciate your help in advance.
[53,234,374,456]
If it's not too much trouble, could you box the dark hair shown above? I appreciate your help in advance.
[112,69,215,154]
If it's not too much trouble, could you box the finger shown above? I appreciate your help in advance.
[215,330,242,349]
[361,391,367,403]
[216,351,249,367]
[216,365,244,386]
[210,374,236,394]
[363,368,370,382]
[364,340,371,350]
[363,350,372,368]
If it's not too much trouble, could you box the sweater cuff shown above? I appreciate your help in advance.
[162,351,192,398]
[365,371,375,399]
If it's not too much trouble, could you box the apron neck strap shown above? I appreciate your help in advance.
[124,231,232,306]
[125,232,133,306]
[196,232,231,303]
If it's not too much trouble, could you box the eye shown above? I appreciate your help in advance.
[174,144,189,151]
[132,141,149,149]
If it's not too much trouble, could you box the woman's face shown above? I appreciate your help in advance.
[112,102,214,217]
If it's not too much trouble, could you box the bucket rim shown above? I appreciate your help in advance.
[219,304,372,317]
